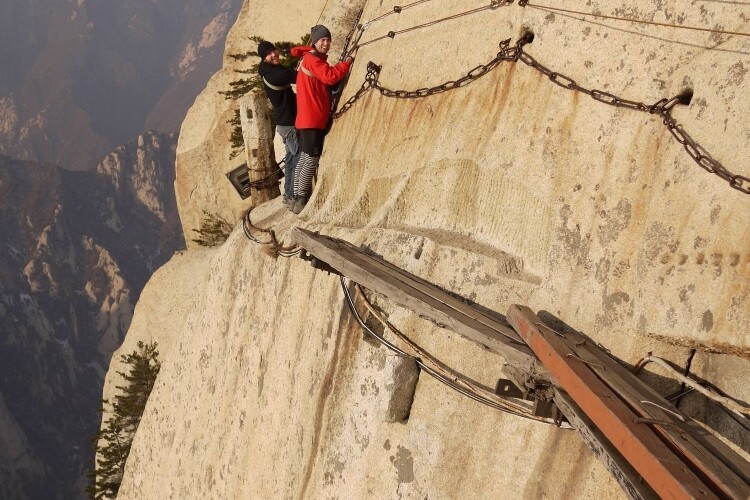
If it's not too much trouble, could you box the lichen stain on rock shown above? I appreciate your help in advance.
[597,291,633,329]
[726,61,747,86]
[366,343,387,371]
[702,309,714,332]
[389,445,415,484]
[556,203,591,266]
[678,284,695,304]
[323,454,346,486]
[353,417,370,451]
[597,198,632,247]
[642,221,678,263]
[729,253,740,267]
[360,378,379,397]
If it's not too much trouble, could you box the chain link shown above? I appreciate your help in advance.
[334,35,748,195]
[333,62,381,118]
[247,168,283,191]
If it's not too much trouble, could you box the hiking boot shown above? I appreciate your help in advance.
[291,197,308,214]
[282,194,290,206]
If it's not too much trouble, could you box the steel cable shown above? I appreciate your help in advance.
[341,276,569,426]
[359,1,510,47]
[363,0,440,28]
[241,207,302,257]
[521,1,750,38]
[635,354,750,417]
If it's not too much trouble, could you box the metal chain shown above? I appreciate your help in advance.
[331,1,511,115]
[247,168,283,191]
[333,62,381,118]
[334,36,749,194]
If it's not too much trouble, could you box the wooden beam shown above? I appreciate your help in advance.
[508,305,738,500]
[553,389,658,500]
[568,335,750,497]
[520,310,750,497]
[291,228,548,380]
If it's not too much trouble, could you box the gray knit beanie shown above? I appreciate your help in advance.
[310,25,332,46]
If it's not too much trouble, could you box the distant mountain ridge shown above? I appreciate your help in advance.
[0,132,184,499]
[0,0,242,170]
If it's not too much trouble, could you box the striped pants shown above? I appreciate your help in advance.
[293,151,319,199]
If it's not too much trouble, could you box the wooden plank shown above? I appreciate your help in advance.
[524,315,750,497]
[507,305,718,500]
[291,228,546,378]
[338,250,529,349]
[566,337,750,497]
[336,237,525,343]
[553,389,658,500]
[318,232,525,344]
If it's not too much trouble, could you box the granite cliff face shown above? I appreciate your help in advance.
[110,0,749,497]
[0,0,242,170]
[0,132,184,499]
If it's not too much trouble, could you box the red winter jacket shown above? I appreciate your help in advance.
[291,46,351,129]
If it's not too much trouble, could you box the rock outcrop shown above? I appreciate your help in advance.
[112,0,750,498]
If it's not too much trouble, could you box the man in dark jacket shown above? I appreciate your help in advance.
[289,25,357,214]
[258,40,299,206]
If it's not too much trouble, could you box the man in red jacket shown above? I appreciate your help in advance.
[290,25,357,214]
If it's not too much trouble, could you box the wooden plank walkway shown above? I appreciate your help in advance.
[292,228,750,500]
[292,228,547,380]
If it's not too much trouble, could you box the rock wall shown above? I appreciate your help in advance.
[114,0,750,498]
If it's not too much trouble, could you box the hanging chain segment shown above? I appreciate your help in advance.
[334,36,749,195]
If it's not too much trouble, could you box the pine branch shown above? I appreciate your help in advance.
[86,342,161,498]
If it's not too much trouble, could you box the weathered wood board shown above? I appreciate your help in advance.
[509,305,750,499]
[291,228,545,376]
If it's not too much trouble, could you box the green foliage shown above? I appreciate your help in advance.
[228,109,244,160]
[86,341,161,499]
[191,211,234,247]
[221,34,309,159]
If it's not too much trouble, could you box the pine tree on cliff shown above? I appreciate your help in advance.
[86,341,161,499]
